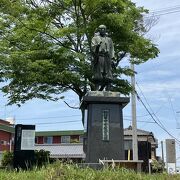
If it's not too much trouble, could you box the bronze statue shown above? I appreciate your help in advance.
[91,25,114,91]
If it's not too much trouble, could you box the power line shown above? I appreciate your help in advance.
[136,92,180,144]
[125,113,151,118]
[17,118,156,126]
[124,119,156,124]
[145,10,180,18]
[136,82,168,130]
[35,120,81,125]
[165,91,179,127]
[135,84,180,144]
[143,5,180,18]
[15,114,81,120]
[149,5,180,14]
[136,80,180,131]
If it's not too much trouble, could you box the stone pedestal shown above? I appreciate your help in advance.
[80,91,129,163]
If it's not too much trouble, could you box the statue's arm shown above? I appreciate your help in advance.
[91,36,102,53]
[91,36,101,66]
[91,37,98,53]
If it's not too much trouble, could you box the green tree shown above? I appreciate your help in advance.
[0,0,159,106]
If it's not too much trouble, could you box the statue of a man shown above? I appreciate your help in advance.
[91,25,114,91]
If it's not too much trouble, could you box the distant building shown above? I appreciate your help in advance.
[124,125,158,160]
[0,119,158,172]
[35,126,158,171]
[35,130,84,160]
[124,126,158,172]
[0,119,14,152]
[0,119,15,162]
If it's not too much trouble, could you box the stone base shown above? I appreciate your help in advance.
[81,91,129,109]
[87,91,121,97]
[80,91,130,163]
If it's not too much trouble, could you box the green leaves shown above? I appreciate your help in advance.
[0,0,159,105]
[129,35,159,63]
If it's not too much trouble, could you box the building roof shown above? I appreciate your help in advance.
[35,144,85,158]
[0,122,156,143]
[35,130,84,137]
[124,126,154,136]
[35,127,158,158]
[0,119,10,125]
[35,127,156,138]
[0,124,15,133]
[124,126,158,147]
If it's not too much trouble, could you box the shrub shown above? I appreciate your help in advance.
[34,149,50,167]
[1,151,13,167]
[151,159,164,173]
[1,149,50,168]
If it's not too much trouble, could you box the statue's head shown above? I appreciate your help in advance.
[98,25,107,36]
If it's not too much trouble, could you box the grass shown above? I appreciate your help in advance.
[0,161,180,180]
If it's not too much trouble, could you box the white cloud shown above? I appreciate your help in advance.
[143,70,175,76]
[137,80,180,94]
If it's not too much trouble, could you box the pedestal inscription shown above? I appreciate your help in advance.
[102,110,110,141]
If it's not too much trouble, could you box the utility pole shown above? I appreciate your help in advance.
[131,63,138,161]
[161,141,164,163]
[161,140,165,171]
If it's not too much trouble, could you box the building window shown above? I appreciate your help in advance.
[61,136,70,144]
[0,140,7,145]
[70,135,80,143]
[44,136,53,144]
[11,137,14,145]
[53,136,61,144]
[124,140,132,150]
[35,137,38,144]
[79,135,83,143]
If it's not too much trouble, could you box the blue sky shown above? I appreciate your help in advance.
[132,0,180,162]
[0,0,180,161]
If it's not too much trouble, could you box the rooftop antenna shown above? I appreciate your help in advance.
[6,117,16,126]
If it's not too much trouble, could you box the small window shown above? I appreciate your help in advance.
[70,135,80,143]
[79,135,83,143]
[11,137,14,145]
[44,136,53,144]
[0,140,7,145]
[124,140,132,150]
[35,137,38,144]
[61,136,70,144]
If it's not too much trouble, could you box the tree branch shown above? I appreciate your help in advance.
[52,18,78,51]
[79,0,91,51]
[18,19,76,51]
[73,0,81,52]
[63,100,79,109]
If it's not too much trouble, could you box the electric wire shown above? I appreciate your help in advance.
[166,91,179,128]
[16,118,156,126]
[135,86,180,144]
[136,82,169,130]
[143,5,180,18]
[14,114,155,121]
[136,92,180,144]
[145,10,180,18]
[149,5,180,13]
[16,114,81,120]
